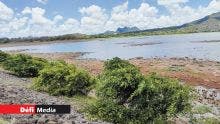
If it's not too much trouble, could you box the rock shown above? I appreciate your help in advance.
[47,121,57,124]
[37,117,48,124]
[63,120,75,124]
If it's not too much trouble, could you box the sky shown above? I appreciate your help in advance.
[0,0,220,38]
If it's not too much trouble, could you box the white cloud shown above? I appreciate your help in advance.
[36,0,48,4]
[22,7,52,25]
[0,1,14,21]
[112,1,128,14]
[79,5,108,34]
[53,15,63,23]
[105,2,158,30]
[56,18,80,34]
[199,0,220,15]
[1,0,220,38]
[156,0,220,27]
[157,0,188,6]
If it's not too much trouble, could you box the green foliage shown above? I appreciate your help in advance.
[193,105,212,114]
[97,64,144,104]
[87,99,131,124]
[104,57,135,71]
[2,54,46,77]
[88,57,192,123]
[168,65,184,72]
[191,117,220,124]
[34,61,95,96]
[0,51,10,63]
[129,73,191,121]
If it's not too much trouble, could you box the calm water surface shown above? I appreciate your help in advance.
[1,32,220,61]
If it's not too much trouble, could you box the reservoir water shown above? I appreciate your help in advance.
[1,32,220,61]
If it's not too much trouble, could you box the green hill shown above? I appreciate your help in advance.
[179,12,220,32]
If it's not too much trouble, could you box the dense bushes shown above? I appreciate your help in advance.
[103,57,135,71]
[0,51,94,96]
[34,61,95,96]
[129,73,191,121]
[88,57,192,123]
[97,58,144,105]
[0,50,9,63]
[0,50,192,123]
[2,54,46,77]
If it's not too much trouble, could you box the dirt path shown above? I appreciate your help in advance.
[0,70,109,124]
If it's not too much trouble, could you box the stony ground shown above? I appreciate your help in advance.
[0,68,219,124]
[28,52,220,89]
[0,70,109,124]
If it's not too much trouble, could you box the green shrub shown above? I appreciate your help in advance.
[87,99,131,124]
[88,57,192,123]
[0,51,10,63]
[129,73,191,121]
[97,65,144,104]
[104,57,135,71]
[34,61,95,96]
[2,54,46,77]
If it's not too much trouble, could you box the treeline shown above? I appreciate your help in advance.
[1,26,217,44]
[0,33,91,44]
[0,51,192,123]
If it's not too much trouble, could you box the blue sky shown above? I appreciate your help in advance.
[1,0,212,19]
[0,0,220,38]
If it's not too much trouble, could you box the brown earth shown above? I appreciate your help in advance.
[29,52,220,89]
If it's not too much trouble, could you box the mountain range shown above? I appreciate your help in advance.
[116,27,140,33]
[104,12,220,35]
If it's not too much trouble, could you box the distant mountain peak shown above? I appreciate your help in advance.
[116,26,140,33]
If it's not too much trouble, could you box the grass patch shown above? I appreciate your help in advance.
[0,119,9,124]
[65,95,97,112]
[191,117,220,124]
[193,105,212,114]
[167,65,185,72]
